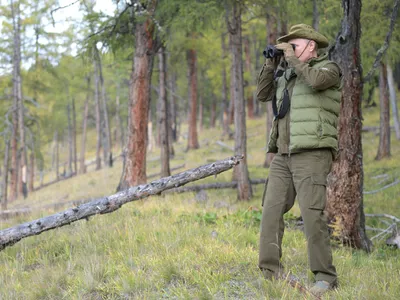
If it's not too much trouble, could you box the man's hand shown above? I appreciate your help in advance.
[276,43,295,59]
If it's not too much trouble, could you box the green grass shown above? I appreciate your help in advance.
[1,112,400,299]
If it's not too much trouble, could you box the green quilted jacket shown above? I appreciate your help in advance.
[256,53,342,154]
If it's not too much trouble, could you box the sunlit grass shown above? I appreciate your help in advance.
[1,109,400,299]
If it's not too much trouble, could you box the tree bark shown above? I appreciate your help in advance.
[386,64,400,140]
[10,0,25,200]
[28,144,34,193]
[221,33,231,138]
[115,81,124,151]
[55,131,59,181]
[227,1,253,200]
[327,0,372,251]
[244,36,254,119]
[96,49,112,167]
[157,46,171,177]
[187,47,200,150]
[376,62,391,160]
[0,156,243,251]
[313,0,319,31]
[67,103,73,176]
[1,137,10,210]
[72,97,78,174]
[168,71,178,142]
[10,85,18,202]
[199,92,203,132]
[118,4,158,190]
[79,77,90,174]
[93,63,102,170]
[210,95,217,128]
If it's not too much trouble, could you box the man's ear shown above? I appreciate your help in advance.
[310,40,317,52]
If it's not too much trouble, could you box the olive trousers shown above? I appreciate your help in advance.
[259,150,337,284]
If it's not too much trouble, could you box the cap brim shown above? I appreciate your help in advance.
[277,34,329,48]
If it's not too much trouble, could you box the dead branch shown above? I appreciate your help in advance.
[165,178,266,194]
[363,0,400,83]
[279,272,321,300]
[370,224,396,241]
[363,178,400,195]
[0,156,243,251]
[365,213,400,223]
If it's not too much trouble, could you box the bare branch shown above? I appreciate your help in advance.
[363,0,400,83]
[363,178,400,195]
[365,213,400,223]
[50,0,81,26]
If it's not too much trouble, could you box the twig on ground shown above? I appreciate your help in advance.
[365,213,400,223]
[279,272,321,300]
[370,224,397,241]
[363,178,400,195]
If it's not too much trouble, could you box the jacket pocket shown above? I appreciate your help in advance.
[309,174,327,210]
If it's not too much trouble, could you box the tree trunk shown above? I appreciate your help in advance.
[55,131,59,181]
[79,77,90,174]
[93,63,102,170]
[327,0,372,251]
[11,0,26,199]
[244,36,254,119]
[28,145,34,193]
[67,103,73,176]
[211,96,217,128]
[199,92,203,132]
[168,71,178,142]
[187,47,200,150]
[221,33,231,137]
[228,1,253,200]
[80,79,90,173]
[0,156,243,252]
[264,12,277,168]
[115,81,125,151]
[376,62,391,160]
[118,6,158,190]
[386,64,400,140]
[96,50,112,168]
[10,84,18,202]
[1,137,10,210]
[157,46,171,177]
[72,97,77,174]
[313,0,319,31]
[252,28,261,117]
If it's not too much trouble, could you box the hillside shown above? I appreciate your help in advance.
[0,110,399,299]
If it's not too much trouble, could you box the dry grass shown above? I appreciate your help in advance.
[1,113,400,299]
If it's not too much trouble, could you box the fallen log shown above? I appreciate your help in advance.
[0,156,243,251]
[362,126,395,132]
[165,178,266,194]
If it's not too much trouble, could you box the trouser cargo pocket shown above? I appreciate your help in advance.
[310,174,327,210]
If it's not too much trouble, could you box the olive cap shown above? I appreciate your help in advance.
[277,24,329,48]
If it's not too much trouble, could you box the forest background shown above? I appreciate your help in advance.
[0,0,400,299]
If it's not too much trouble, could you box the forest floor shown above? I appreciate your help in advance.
[0,107,400,299]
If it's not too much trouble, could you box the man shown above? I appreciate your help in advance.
[256,24,342,296]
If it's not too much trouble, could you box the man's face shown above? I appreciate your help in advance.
[288,38,316,62]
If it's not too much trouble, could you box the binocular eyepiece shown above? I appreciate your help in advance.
[263,44,296,59]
